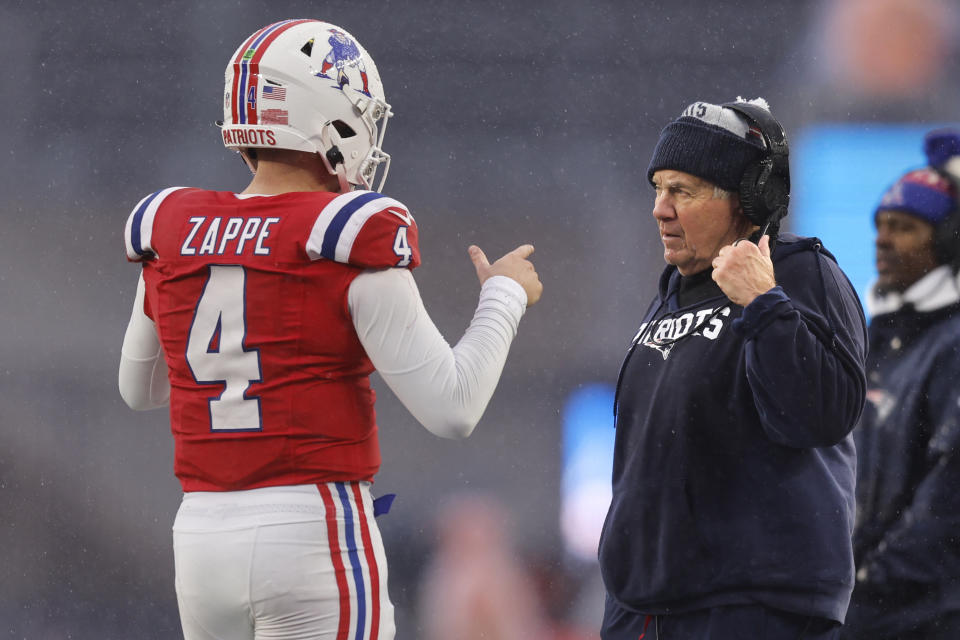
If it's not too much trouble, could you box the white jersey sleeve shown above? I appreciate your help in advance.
[118,272,170,410]
[348,269,527,438]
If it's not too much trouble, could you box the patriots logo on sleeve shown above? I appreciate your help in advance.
[305,190,420,269]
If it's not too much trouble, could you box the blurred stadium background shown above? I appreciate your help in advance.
[2,0,958,636]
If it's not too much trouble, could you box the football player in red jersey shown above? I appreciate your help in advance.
[118,19,541,640]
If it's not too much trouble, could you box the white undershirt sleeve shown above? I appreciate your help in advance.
[118,272,170,410]
[348,269,527,439]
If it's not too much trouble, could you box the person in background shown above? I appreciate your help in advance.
[418,494,550,640]
[843,129,960,640]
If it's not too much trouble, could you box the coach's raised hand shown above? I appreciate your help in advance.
[469,244,543,306]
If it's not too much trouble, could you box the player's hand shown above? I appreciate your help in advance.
[711,235,776,307]
[469,244,543,306]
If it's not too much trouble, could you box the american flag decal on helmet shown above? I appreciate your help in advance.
[262,109,289,125]
[262,85,286,101]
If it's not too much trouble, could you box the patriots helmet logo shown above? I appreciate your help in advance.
[314,28,372,96]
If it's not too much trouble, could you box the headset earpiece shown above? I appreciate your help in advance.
[738,159,782,227]
[932,191,960,268]
[923,163,960,268]
[722,102,791,231]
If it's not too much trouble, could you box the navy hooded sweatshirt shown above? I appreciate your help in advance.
[599,233,868,623]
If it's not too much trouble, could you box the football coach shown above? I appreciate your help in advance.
[598,98,867,640]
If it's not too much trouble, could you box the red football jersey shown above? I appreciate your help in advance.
[124,187,421,491]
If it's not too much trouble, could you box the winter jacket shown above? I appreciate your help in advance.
[844,266,960,637]
[599,233,867,623]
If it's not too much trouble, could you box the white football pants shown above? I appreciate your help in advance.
[172,482,395,640]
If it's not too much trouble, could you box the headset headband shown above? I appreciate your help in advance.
[721,102,789,177]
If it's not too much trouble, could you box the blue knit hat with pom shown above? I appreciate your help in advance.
[876,168,956,226]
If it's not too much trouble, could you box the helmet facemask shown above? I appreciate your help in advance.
[317,89,392,192]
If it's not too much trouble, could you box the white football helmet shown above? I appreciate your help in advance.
[221,19,392,192]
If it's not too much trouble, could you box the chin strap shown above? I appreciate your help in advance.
[319,124,353,193]
[324,147,351,192]
[334,166,351,192]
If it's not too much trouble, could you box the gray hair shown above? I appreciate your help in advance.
[712,185,732,200]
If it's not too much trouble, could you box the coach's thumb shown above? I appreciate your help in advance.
[758,234,771,258]
[469,245,490,275]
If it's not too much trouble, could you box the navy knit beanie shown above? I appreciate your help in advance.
[647,99,770,192]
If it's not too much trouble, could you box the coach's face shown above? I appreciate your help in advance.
[651,169,752,276]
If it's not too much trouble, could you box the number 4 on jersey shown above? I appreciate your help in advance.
[393,225,412,267]
[186,265,262,431]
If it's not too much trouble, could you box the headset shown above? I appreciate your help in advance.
[931,193,960,268]
[924,130,960,267]
[722,102,791,236]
